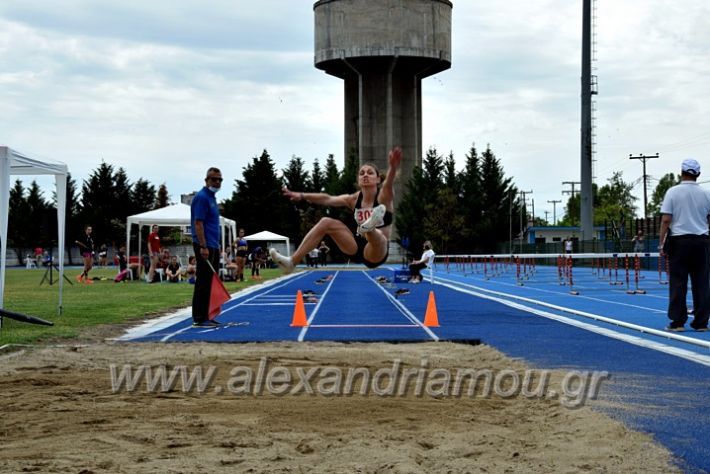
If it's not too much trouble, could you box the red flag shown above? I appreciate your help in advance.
[208,273,231,320]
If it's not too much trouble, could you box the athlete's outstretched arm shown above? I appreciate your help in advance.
[281,186,352,208]
[379,146,402,204]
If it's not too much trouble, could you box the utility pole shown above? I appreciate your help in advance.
[544,210,550,224]
[562,181,581,197]
[579,0,595,241]
[629,153,659,220]
[519,190,533,253]
[547,199,562,225]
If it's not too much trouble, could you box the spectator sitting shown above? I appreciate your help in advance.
[186,256,197,284]
[224,255,239,281]
[165,256,182,282]
[160,248,171,267]
[409,240,435,284]
[98,244,108,268]
[114,246,130,282]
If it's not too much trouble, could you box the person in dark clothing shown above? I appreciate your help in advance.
[659,158,710,332]
[318,240,330,267]
[190,167,223,327]
[75,225,95,284]
[165,256,182,282]
[249,246,266,280]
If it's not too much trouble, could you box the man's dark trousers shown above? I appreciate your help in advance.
[668,236,710,328]
[192,244,220,324]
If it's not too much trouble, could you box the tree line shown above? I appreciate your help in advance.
[7,144,675,262]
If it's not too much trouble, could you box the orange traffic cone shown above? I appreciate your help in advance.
[423,291,440,327]
[290,290,308,327]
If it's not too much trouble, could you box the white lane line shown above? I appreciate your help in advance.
[363,271,439,341]
[433,278,710,366]
[461,275,667,314]
[157,272,311,342]
[297,272,339,341]
[435,275,710,349]
[309,324,419,328]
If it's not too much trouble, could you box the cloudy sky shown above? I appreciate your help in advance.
[1,0,709,222]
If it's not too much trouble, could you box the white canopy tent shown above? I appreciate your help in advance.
[243,230,290,256]
[125,203,237,267]
[0,146,68,322]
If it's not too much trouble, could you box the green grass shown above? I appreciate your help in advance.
[0,266,281,345]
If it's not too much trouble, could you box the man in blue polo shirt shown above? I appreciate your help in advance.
[190,167,223,327]
[659,158,710,332]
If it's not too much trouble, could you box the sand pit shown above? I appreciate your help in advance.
[0,341,678,473]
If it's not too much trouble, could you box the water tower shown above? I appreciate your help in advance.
[313,0,452,211]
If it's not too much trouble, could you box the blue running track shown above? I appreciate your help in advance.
[119,264,710,472]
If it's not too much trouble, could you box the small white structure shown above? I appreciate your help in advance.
[0,146,68,320]
[243,230,290,256]
[125,203,237,263]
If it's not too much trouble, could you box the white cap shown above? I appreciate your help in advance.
[682,158,701,176]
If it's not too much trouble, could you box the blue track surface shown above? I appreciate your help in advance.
[121,263,710,472]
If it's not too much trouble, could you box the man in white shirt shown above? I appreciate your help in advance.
[659,158,710,332]
[409,241,435,283]
[564,238,573,254]
[308,247,320,268]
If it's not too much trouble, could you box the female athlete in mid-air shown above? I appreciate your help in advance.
[270,146,402,273]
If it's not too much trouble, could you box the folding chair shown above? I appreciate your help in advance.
[425,253,436,284]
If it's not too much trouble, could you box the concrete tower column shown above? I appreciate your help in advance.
[314,0,452,229]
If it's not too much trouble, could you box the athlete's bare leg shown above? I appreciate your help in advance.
[292,218,357,264]
[271,218,359,273]
[362,229,388,263]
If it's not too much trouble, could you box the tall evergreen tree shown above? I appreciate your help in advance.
[25,180,49,248]
[79,161,133,246]
[443,151,459,192]
[155,183,170,209]
[129,179,157,216]
[396,166,428,255]
[282,155,310,192]
[478,145,519,252]
[459,143,483,247]
[424,187,465,254]
[422,146,444,194]
[339,150,359,195]
[281,155,312,240]
[114,167,132,214]
[310,158,324,193]
[8,180,29,251]
[221,149,284,235]
[323,153,341,195]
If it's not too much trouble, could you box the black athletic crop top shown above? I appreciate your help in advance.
[354,190,394,228]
